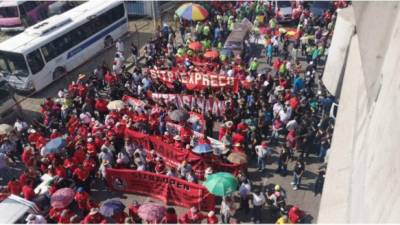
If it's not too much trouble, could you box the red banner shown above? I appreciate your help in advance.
[145,68,239,92]
[122,95,146,108]
[105,169,215,211]
[150,93,227,117]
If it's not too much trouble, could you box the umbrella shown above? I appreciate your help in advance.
[203,172,238,196]
[188,41,203,51]
[192,143,213,154]
[138,203,166,222]
[0,124,13,136]
[204,50,219,59]
[220,48,234,58]
[100,199,126,217]
[168,109,189,122]
[107,100,125,110]
[50,187,75,209]
[227,152,248,164]
[42,137,66,156]
[175,3,209,21]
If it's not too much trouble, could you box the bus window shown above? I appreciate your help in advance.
[21,2,39,14]
[0,51,29,77]
[27,50,45,74]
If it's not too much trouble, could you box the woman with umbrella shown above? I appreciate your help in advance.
[99,199,127,224]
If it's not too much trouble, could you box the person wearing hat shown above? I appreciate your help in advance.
[74,187,89,211]
[173,135,184,149]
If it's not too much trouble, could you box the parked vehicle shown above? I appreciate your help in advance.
[0,0,129,93]
[274,0,294,23]
[223,19,252,58]
[0,78,21,123]
[0,194,40,224]
[0,1,53,32]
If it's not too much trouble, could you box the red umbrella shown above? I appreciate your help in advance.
[50,188,75,209]
[204,50,219,59]
[138,203,166,222]
[188,41,203,51]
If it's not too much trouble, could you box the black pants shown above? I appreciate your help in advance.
[253,205,262,222]
[240,197,250,213]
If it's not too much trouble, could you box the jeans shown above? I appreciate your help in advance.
[319,146,328,161]
[257,157,265,170]
[277,160,287,175]
[292,173,302,187]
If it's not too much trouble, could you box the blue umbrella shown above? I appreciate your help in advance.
[42,137,66,156]
[192,143,213,154]
[100,199,126,217]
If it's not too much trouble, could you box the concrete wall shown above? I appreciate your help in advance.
[322,7,355,98]
[318,2,400,223]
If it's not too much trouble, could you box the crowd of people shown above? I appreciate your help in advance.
[0,0,348,224]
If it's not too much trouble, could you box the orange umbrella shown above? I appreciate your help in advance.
[204,50,219,59]
[188,41,203,51]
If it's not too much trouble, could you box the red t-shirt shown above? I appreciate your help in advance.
[22,185,35,200]
[74,192,89,209]
[73,168,90,182]
[95,99,109,113]
[21,150,33,166]
[232,133,245,144]
[7,181,22,195]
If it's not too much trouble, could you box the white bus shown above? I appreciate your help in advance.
[0,0,128,93]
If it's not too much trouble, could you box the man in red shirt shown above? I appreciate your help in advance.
[7,178,22,195]
[82,208,104,224]
[74,187,89,211]
[22,179,35,200]
[232,131,246,145]
[128,201,141,223]
[73,166,90,187]
[21,145,34,167]
[58,209,76,224]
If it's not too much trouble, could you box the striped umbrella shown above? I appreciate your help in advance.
[175,3,209,21]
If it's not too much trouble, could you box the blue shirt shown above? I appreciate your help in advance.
[266,44,273,57]
[214,27,221,40]
[293,77,304,93]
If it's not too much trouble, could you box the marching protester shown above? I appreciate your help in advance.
[0,0,344,224]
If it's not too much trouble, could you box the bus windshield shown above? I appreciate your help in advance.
[0,51,29,77]
[0,6,19,18]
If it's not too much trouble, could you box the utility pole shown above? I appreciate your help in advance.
[152,1,160,31]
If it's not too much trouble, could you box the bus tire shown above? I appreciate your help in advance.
[104,36,113,48]
[52,67,66,81]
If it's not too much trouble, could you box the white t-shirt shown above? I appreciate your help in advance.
[252,193,266,206]
[116,41,124,52]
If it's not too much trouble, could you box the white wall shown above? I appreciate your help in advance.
[319,2,400,223]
